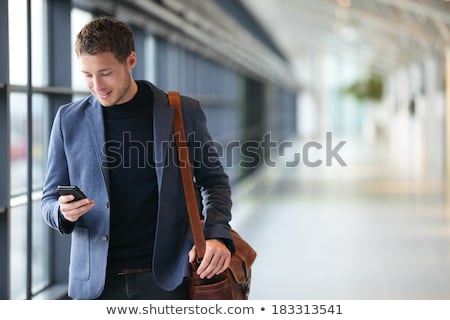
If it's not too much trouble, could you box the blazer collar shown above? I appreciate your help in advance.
[85,97,110,192]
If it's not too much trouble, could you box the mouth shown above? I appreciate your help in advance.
[97,91,112,99]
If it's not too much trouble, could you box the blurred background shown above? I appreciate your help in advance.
[1,0,449,299]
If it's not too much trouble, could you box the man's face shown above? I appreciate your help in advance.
[79,51,137,106]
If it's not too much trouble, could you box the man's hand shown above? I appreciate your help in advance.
[59,195,95,222]
[189,239,231,279]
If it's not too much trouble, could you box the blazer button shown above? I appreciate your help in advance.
[101,234,109,241]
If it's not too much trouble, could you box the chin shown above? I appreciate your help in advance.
[97,97,113,106]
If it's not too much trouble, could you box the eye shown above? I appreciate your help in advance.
[101,71,112,76]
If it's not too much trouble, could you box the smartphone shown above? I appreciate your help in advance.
[57,185,87,201]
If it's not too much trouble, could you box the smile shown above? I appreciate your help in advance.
[98,91,112,99]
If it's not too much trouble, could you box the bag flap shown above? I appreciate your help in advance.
[228,229,257,284]
[231,229,257,267]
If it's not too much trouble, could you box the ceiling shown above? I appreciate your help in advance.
[241,0,450,76]
[87,0,450,89]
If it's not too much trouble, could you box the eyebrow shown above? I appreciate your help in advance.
[82,68,112,74]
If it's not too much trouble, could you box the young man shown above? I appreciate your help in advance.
[41,16,234,300]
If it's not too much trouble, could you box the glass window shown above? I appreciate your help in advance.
[7,200,51,299]
[71,8,92,91]
[145,35,156,84]
[8,0,28,86]
[31,0,49,87]
[32,199,50,295]
[32,94,49,190]
[10,92,27,196]
[9,204,27,300]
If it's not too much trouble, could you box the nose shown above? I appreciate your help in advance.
[90,75,104,92]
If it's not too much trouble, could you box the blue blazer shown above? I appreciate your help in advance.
[41,81,233,299]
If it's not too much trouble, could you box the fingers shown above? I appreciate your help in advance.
[196,239,231,279]
[59,195,95,222]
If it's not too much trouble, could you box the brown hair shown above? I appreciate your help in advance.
[75,16,135,63]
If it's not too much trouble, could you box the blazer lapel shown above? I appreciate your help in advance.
[83,83,173,195]
[149,83,174,191]
[85,97,110,193]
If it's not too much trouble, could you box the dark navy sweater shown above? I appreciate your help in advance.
[102,81,158,272]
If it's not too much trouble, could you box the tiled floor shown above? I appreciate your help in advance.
[231,135,450,299]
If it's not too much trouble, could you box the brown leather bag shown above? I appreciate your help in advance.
[168,91,257,300]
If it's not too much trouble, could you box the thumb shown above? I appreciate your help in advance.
[188,245,196,263]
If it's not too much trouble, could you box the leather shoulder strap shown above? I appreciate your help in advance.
[167,91,206,259]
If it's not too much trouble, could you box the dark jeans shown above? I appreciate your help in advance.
[97,271,188,300]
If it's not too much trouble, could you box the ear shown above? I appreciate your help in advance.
[128,51,137,69]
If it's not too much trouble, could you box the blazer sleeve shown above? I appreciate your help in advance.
[183,97,234,246]
[40,107,71,235]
